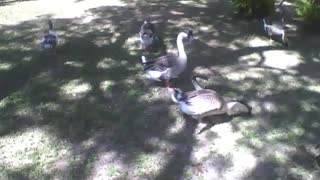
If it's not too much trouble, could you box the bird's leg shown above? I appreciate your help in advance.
[197,121,216,135]
[282,32,288,47]
[140,43,145,50]
[198,116,205,123]
[268,36,273,43]
[192,115,203,122]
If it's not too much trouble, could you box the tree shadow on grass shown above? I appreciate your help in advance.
[0,0,320,179]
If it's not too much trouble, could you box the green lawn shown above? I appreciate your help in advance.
[0,0,320,179]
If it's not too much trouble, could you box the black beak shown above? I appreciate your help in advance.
[187,30,194,42]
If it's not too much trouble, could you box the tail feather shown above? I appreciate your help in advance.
[48,20,53,30]
[141,56,154,70]
[191,74,208,90]
[226,101,252,116]
[141,56,147,64]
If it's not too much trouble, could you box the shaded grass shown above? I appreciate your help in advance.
[0,0,320,179]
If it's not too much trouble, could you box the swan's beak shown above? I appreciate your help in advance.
[188,35,194,43]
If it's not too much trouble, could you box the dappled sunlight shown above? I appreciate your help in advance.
[216,65,310,97]
[312,56,320,63]
[0,62,14,71]
[22,56,32,62]
[87,151,125,179]
[14,105,42,121]
[96,58,117,69]
[238,52,262,66]
[59,79,92,100]
[166,106,187,136]
[197,124,243,155]
[178,0,208,8]
[306,85,320,94]
[0,43,34,51]
[122,35,141,54]
[99,80,115,92]
[0,0,319,179]
[131,153,165,177]
[64,60,85,68]
[263,50,303,70]
[193,123,258,179]
[0,0,126,25]
[247,37,270,47]
[0,127,72,175]
[39,102,61,112]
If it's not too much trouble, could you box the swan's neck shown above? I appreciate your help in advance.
[177,33,187,60]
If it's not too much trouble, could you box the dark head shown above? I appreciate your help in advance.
[141,20,155,32]
[187,30,193,41]
[234,100,252,116]
[48,20,53,30]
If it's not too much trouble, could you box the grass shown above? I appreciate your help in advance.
[0,0,320,179]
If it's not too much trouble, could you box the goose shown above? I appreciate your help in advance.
[139,20,155,49]
[40,20,58,50]
[168,75,252,121]
[141,30,193,87]
[263,18,288,47]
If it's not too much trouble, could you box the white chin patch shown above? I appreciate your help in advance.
[141,37,153,46]
[44,44,52,49]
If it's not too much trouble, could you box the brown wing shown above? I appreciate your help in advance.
[148,54,176,72]
[182,89,225,110]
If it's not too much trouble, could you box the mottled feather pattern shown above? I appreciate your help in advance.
[41,32,57,49]
[181,89,224,110]
[143,55,175,72]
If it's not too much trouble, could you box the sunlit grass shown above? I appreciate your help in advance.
[0,0,126,25]
[0,0,319,179]
[0,62,13,71]
[0,127,72,177]
[59,79,92,100]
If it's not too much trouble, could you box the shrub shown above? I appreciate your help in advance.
[232,0,275,18]
[295,0,320,30]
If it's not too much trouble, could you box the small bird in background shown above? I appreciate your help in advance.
[40,20,58,51]
[262,0,289,47]
[316,144,320,168]
[139,20,155,50]
[263,18,288,47]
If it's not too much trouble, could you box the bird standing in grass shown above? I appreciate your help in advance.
[263,18,288,47]
[141,30,193,87]
[139,20,156,50]
[40,20,57,50]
